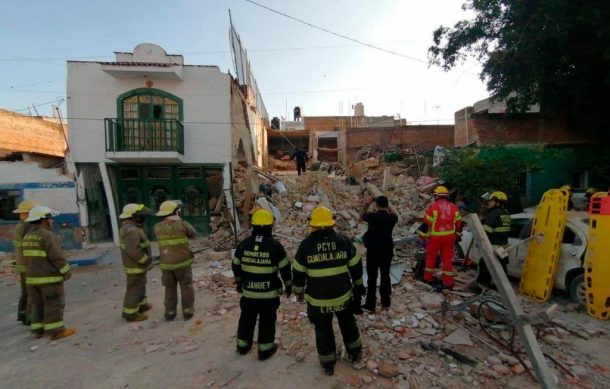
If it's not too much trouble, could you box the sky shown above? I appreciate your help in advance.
[0,0,488,124]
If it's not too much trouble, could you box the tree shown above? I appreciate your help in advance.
[429,1,610,135]
[435,145,550,211]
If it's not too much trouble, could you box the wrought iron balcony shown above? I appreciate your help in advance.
[105,118,184,154]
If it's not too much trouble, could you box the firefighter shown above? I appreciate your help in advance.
[23,205,75,340]
[119,203,153,322]
[585,187,597,211]
[473,191,511,291]
[291,147,308,176]
[153,200,197,321]
[421,186,462,290]
[293,206,365,376]
[232,209,292,360]
[360,195,398,312]
[12,199,40,325]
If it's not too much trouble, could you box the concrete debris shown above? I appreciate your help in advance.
[378,361,400,378]
[444,328,474,347]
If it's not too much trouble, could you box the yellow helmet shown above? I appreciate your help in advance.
[251,209,274,226]
[156,200,181,217]
[561,184,573,191]
[13,200,41,214]
[490,191,508,201]
[586,187,597,194]
[309,206,335,227]
[25,205,60,222]
[434,186,449,196]
[119,203,150,219]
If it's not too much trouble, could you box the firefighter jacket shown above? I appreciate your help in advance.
[232,234,292,299]
[292,229,363,308]
[422,199,462,237]
[483,206,511,246]
[120,221,152,275]
[13,221,33,273]
[23,225,70,285]
[153,217,196,271]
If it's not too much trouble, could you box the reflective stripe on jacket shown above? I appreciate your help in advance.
[23,226,70,285]
[13,221,32,273]
[423,199,462,237]
[482,207,511,246]
[119,221,151,274]
[153,218,196,270]
[292,229,363,308]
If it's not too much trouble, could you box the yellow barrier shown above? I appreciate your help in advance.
[585,193,610,320]
[519,189,569,302]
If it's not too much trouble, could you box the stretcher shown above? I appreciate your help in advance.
[585,193,610,320]
[519,189,569,302]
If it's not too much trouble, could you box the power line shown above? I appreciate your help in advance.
[9,98,65,113]
[242,0,427,64]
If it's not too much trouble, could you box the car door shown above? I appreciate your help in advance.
[507,217,533,277]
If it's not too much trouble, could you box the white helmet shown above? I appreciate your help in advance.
[25,205,60,222]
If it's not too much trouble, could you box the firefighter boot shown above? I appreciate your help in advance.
[349,349,362,363]
[165,312,176,321]
[126,313,148,322]
[51,326,76,340]
[322,363,335,376]
[139,303,153,314]
[258,344,278,361]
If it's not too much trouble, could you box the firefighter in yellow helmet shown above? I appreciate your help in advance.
[119,203,153,322]
[472,191,511,292]
[293,206,364,375]
[585,187,597,211]
[232,209,292,360]
[12,200,40,325]
[23,206,75,340]
[153,200,197,321]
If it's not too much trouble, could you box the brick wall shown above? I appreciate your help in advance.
[303,116,351,132]
[345,125,454,161]
[454,108,588,146]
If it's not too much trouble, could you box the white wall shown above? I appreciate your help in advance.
[67,62,232,164]
[0,161,78,214]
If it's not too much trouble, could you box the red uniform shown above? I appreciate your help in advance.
[421,198,462,288]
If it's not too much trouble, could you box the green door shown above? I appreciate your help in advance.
[115,165,210,239]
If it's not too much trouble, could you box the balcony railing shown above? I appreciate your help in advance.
[105,118,184,154]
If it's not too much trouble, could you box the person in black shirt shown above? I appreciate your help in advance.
[360,195,398,312]
[232,209,292,360]
[291,147,308,175]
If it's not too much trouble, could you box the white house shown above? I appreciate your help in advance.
[67,43,266,244]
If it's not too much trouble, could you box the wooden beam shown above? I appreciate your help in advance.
[463,214,557,389]
[365,183,399,215]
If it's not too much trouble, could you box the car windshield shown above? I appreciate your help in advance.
[509,218,532,239]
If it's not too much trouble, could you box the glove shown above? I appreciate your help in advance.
[64,272,73,281]
[455,234,462,243]
[284,285,292,298]
[236,283,243,294]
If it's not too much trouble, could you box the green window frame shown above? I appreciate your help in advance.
[117,88,184,121]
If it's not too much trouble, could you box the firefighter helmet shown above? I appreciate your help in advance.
[13,200,40,214]
[25,206,59,222]
[156,200,181,217]
[434,186,449,196]
[119,203,151,219]
[308,206,335,227]
[251,209,274,226]
[490,191,508,202]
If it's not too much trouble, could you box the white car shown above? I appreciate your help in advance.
[459,211,588,304]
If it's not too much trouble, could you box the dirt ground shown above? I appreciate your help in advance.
[1,248,610,389]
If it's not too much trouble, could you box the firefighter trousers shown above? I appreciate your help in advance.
[122,273,148,320]
[28,283,65,337]
[476,254,509,288]
[236,297,279,357]
[365,247,393,308]
[18,272,29,321]
[424,235,456,288]
[162,267,195,317]
[307,302,362,367]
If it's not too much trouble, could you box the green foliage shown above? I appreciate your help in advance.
[429,1,610,134]
[436,145,550,201]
